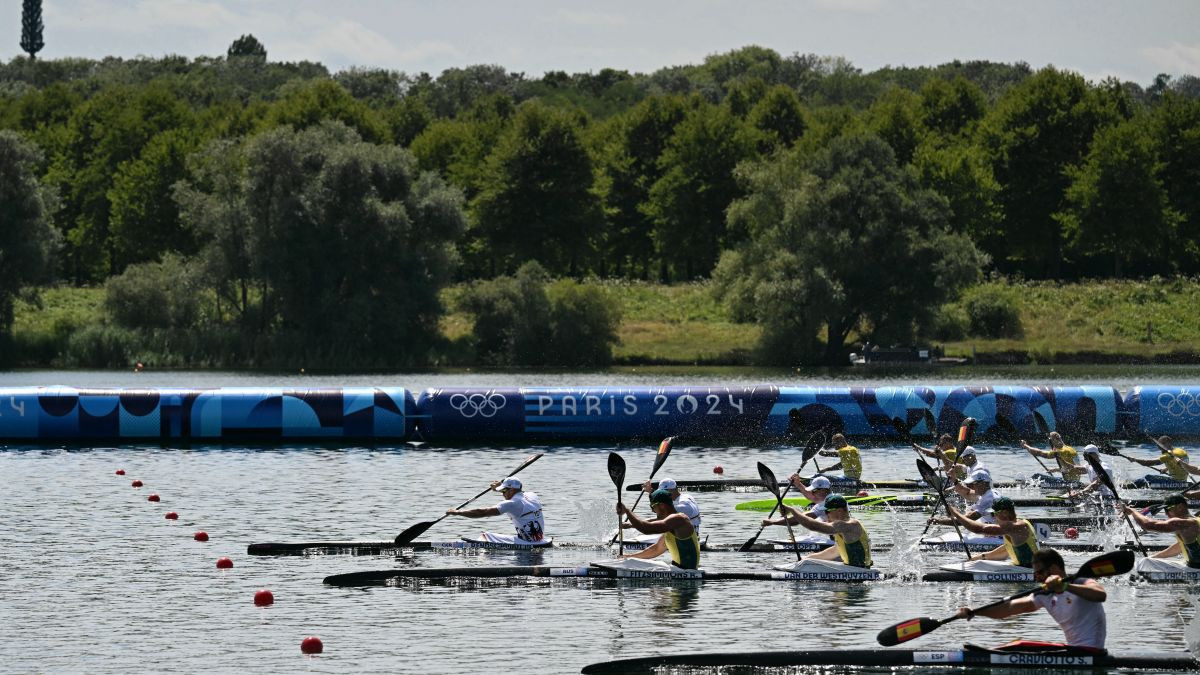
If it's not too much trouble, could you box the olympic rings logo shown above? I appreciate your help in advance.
[1157,391,1200,418]
[449,393,508,418]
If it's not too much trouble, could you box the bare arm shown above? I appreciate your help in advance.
[961,595,1038,621]
[1122,506,1192,533]
[448,506,502,518]
[626,537,666,560]
[948,507,1002,535]
[619,506,693,536]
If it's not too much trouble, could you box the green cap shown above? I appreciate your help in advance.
[992,496,1016,513]
[649,489,673,505]
[824,494,849,511]
[1164,493,1188,507]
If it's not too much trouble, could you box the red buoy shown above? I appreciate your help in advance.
[713,465,724,475]
[300,636,323,654]
[165,511,178,520]
[148,494,160,502]
[115,469,126,475]
[131,480,143,488]
[856,490,869,497]
[254,589,275,606]
[216,557,233,569]
[193,531,209,542]
[1065,527,1079,540]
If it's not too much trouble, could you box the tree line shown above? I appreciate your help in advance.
[1,41,1198,367]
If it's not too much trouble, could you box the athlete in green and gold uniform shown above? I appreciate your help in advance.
[619,489,700,569]
[945,496,1039,567]
[820,434,863,480]
[1124,493,1200,569]
[793,494,872,568]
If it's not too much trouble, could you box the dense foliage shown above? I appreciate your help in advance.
[1,41,1198,366]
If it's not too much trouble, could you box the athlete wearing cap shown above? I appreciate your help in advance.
[1122,494,1200,568]
[790,494,872,567]
[1126,437,1200,481]
[641,477,702,536]
[1068,445,1116,499]
[1022,432,1086,481]
[942,496,1040,567]
[445,477,546,544]
[819,433,862,481]
[956,548,1107,649]
[760,475,834,528]
[618,489,700,569]
[914,433,955,465]
[930,468,996,525]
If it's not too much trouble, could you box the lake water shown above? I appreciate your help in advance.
[3,370,1200,673]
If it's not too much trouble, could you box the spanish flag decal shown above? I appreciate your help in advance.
[896,619,923,640]
[658,438,672,455]
[1091,561,1116,576]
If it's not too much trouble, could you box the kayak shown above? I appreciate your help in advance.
[735,494,1180,511]
[634,475,1187,493]
[1134,556,1200,582]
[579,643,1200,673]
[922,560,1035,582]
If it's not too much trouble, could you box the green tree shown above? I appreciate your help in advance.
[861,87,923,165]
[982,67,1113,278]
[645,100,756,279]
[1058,116,1179,276]
[472,102,602,275]
[918,76,987,137]
[176,122,466,366]
[746,85,808,152]
[107,129,199,271]
[0,131,60,353]
[21,0,44,60]
[1150,93,1200,272]
[227,34,266,60]
[263,79,389,143]
[713,134,986,365]
[912,137,1001,243]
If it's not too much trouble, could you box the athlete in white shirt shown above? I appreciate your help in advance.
[1069,445,1116,499]
[445,477,546,544]
[642,478,702,536]
[955,548,1107,649]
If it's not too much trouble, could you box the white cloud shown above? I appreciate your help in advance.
[1141,42,1200,76]
[552,9,629,27]
[270,11,460,69]
[47,0,240,33]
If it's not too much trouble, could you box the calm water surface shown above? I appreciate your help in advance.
[3,371,1200,674]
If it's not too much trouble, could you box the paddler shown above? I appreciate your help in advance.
[955,548,1107,649]
[819,433,862,481]
[791,494,872,567]
[929,468,996,525]
[1125,436,1200,481]
[1120,493,1200,568]
[1067,445,1116,499]
[759,475,833,526]
[941,497,1039,567]
[618,489,700,569]
[444,477,546,544]
[913,434,956,473]
[641,477,702,537]
[1021,432,1086,481]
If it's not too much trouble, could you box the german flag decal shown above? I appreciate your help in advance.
[896,619,923,640]
[957,425,969,444]
[658,438,672,455]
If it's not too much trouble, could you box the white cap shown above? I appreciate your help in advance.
[809,475,832,490]
[498,478,522,491]
[963,469,991,484]
[1083,444,1100,456]
[959,446,977,458]
[658,478,678,491]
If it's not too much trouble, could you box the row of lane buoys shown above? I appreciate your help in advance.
[115,466,321,655]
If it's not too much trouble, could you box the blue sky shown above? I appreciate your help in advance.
[6,1,1199,85]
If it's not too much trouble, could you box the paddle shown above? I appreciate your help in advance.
[394,452,545,545]
[877,549,1134,646]
[608,452,626,555]
[739,431,825,552]
[916,458,971,561]
[758,461,804,561]
[609,437,676,545]
[1095,440,1171,478]
[1083,452,1149,556]
[920,417,975,537]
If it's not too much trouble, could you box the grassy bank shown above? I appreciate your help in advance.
[9,278,1200,367]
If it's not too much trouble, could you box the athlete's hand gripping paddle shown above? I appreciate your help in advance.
[920,417,975,537]
[738,432,824,552]
[1083,452,1150,556]
[608,452,627,556]
[609,437,676,546]
[876,549,1134,646]
[758,461,804,561]
[916,458,971,561]
[395,452,544,545]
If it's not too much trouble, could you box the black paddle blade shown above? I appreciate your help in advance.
[803,431,825,461]
[876,616,942,647]
[916,458,942,493]
[1076,549,1134,578]
[1083,452,1119,500]
[1032,410,1050,435]
[757,462,782,499]
[891,416,910,442]
[994,413,1018,440]
[608,452,626,489]
[955,418,977,453]
[1095,441,1121,457]
[923,409,937,435]
[394,520,434,545]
